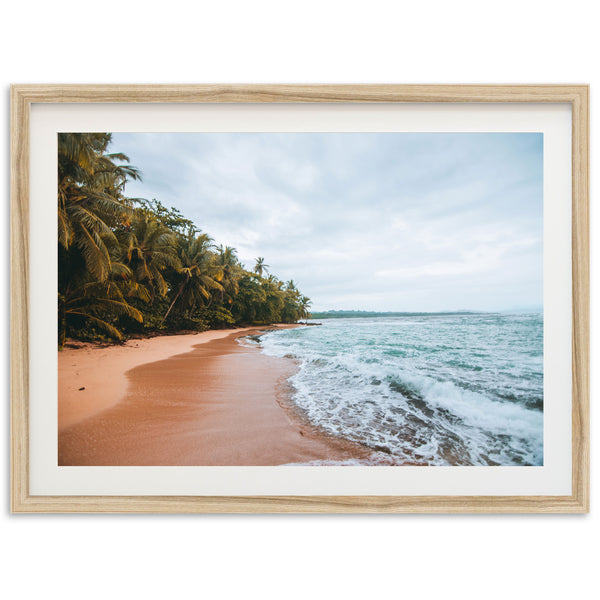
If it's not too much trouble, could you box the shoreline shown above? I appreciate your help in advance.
[58,325,371,466]
[59,327,273,430]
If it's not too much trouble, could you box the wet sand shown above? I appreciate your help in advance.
[58,327,369,466]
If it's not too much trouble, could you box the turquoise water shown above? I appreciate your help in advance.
[256,314,543,466]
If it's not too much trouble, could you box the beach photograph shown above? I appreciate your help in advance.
[58,131,543,467]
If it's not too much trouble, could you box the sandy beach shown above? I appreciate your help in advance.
[58,326,369,466]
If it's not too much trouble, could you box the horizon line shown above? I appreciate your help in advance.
[309,307,543,314]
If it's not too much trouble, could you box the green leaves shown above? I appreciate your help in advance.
[58,133,312,345]
[253,256,269,277]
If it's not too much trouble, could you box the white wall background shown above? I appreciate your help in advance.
[1,2,596,598]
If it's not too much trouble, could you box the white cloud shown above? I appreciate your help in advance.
[112,132,543,312]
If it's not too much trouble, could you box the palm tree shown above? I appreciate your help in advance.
[299,295,312,322]
[253,257,269,277]
[58,133,146,345]
[230,274,267,324]
[56,133,315,342]
[213,245,242,303]
[117,212,179,302]
[58,133,141,282]
[266,274,283,289]
[59,276,143,346]
[162,232,223,323]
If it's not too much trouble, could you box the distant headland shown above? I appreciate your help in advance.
[309,310,487,319]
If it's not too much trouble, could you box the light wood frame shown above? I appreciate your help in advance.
[10,84,589,513]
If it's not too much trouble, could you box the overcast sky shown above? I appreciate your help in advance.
[111,132,543,312]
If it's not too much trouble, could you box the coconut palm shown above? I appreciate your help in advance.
[230,274,267,324]
[117,212,179,302]
[212,245,242,303]
[162,232,223,323]
[299,296,312,322]
[253,257,269,277]
[56,133,314,343]
[59,276,144,346]
[266,274,284,289]
[58,133,140,282]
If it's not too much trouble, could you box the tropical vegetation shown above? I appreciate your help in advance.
[57,133,311,347]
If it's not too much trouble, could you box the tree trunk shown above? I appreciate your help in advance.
[161,279,186,324]
[58,295,66,349]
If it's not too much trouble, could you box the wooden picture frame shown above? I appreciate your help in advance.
[11,84,589,513]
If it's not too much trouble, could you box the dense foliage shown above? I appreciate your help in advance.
[58,133,311,347]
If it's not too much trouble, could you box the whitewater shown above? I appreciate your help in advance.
[253,313,543,466]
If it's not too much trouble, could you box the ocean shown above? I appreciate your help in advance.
[253,313,543,466]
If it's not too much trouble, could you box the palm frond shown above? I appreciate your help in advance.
[66,311,123,340]
[75,225,111,281]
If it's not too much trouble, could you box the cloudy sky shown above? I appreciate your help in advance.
[111,132,543,312]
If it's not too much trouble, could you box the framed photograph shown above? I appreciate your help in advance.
[11,84,589,513]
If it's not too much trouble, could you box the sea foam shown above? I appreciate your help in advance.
[258,314,543,466]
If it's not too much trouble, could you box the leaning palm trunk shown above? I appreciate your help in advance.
[161,277,188,323]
